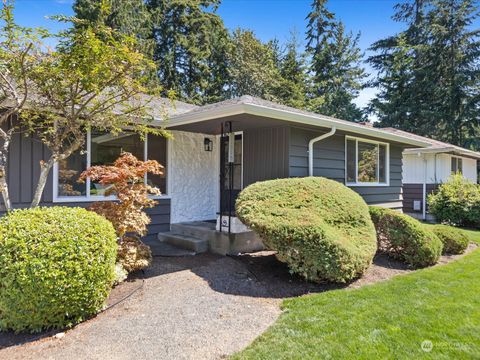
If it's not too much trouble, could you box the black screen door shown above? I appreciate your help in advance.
[220,133,243,214]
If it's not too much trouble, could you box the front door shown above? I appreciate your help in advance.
[220,133,243,215]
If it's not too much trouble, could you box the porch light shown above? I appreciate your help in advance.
[204,138,213,152]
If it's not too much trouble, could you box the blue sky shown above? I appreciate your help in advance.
[8,0,477,110]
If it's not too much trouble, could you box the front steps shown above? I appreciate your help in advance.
[158,221,264,255]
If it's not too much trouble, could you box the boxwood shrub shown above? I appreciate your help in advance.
[0,207,117,333]
[236,177,377,283]
[430,224,469,255]
[369,206,443,267]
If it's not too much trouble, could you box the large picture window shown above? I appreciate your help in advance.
[54,131,167,201]
[345,137,389,186]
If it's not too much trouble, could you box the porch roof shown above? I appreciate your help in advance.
[164,96,432,148]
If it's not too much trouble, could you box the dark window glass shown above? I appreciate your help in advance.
[346,139,356,183]
[451,157,463,175]
[357,141,378,183]
[57,140,87,197]
[379,144,387,183]
[147,134,167,194]
[90,131,144,196]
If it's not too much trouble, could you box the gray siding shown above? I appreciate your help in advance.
[288,126,405,209]
[2,129,170,237]
[243,126,290,187]
[403,183,438,213]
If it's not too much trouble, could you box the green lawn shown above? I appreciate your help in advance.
[233,228,480,359]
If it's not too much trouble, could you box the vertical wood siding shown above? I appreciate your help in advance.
[243,126,290,187]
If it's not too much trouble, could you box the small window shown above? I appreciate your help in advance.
[451,157,463,175]
[345,137,388,185]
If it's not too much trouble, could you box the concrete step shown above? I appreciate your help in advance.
[170,222,216,241]
[158,232,209,253]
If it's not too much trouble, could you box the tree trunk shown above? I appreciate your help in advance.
[31,157,55,208]
[0,127,13,212]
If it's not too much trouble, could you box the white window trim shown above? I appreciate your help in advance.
[53,130,170,203]
[451,155,463,175]
[345,135,390,187]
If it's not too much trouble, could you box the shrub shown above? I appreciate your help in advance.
[80,152,163,272]
[428,174,480,228]
[430,224,469,255]
[0,207,117,333]
[118,236,153,272]
[236,177,377,283]
[369,206,443,267]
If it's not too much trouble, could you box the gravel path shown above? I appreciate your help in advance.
[0,254,281,360]
[1,244,477,360]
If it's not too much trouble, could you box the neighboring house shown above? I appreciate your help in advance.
[4,95,459,253]
[382,128,480,221]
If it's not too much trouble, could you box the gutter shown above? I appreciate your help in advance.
[167,103,431,148]
[309,127,336,176]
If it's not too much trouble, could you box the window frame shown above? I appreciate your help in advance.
[344,135,390,187]
[53,130,169,202]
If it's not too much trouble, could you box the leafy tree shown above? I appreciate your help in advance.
[228,28,283,101]
[147,0,231,104]
[74,0,154,56]
[305,0,366,121]
[25,17,167,207]
[0,0,43,210]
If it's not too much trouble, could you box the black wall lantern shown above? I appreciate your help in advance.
[204,137,213,152]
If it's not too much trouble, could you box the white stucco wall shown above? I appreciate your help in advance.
[167,131,219,223]
[403,153,478,184]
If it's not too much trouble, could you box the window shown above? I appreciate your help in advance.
[451,156,463,175]
[345,137,389,185]
[54,131,167,201]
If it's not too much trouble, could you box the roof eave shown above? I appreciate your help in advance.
[404,146,480,159]
[168,103,432,147]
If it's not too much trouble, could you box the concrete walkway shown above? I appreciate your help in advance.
[0,254,282,360]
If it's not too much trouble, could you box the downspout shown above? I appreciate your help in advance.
[422,154,427,221]
[309,127,337,176]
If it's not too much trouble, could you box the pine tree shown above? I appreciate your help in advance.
[428,0,480,146]
[147,0,230,104]
[369,0,480,148]
[305,0,366,121]
[228,28,282,101]
[276,32,308,108]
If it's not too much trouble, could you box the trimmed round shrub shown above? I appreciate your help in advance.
[430,224,469,255]
[428,174,480,228]
[236,177,377,283]
[0,207,117,333]
[369,206,443,267]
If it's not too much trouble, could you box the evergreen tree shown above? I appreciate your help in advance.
[147,0,231,104]
[305,0,366,121]
[276,32,308,108]
[369,0,480,148]
[228,28,282,101]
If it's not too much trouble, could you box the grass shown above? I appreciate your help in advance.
[233,228,480,360]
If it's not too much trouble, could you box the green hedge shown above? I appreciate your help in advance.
[428,174,480,228]
[430,224,469,255]
[236,177,377,283]
[0,207,117,333]
[369,206,442,267]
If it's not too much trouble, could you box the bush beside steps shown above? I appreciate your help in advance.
[0,207,117,333]
[236,177,377,283]
[369,206,443,267]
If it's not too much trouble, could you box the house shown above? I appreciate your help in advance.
[381,128,480,221]
[4,95,455,254]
